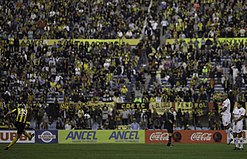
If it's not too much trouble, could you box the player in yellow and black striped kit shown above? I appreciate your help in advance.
[4,103,34,150]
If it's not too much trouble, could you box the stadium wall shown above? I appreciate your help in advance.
[1,130,247,144]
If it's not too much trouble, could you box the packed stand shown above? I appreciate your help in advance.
[1,0,247,131]
[160,0,247,38]
[0,0,150,39]
[145,38,247,102]
[0,38,143,129]
[141,0,247,104]
[129,0,247,130]
[0,0,165,131]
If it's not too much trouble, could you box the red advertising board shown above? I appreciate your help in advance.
[145,130,227,144]
[145,130,169,144]
[243,131,247,143]
[172,130,227,144]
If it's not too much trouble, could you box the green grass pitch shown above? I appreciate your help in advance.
[1,144,246,159]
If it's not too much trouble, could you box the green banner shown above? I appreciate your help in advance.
[58,130,145,144]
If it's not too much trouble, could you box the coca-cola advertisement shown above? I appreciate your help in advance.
[145,130,169,144]
[145,130,227,144]
[173,130,227,144]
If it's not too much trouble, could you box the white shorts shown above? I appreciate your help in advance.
[233,121,243,134]
[222,115,231,127]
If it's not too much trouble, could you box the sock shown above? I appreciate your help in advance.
[23,131,31,139]
[239,137,243,149]
[234,137,238,148]
[7,137,19,149]
[226,129,232,141]
[167,135,172,145]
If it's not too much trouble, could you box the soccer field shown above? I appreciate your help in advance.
[1,144,246,159]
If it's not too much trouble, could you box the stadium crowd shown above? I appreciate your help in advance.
[0,0,246,40]
[0,0,152,39]
[0,0,247,131]
[160,0,247,38]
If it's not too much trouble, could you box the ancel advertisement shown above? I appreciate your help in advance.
[58,130,145,144]
[0,130,35,143]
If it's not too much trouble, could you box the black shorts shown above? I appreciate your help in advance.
[15,122,26,134]
[165,124,173,134]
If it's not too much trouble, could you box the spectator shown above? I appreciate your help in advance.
[130,118,140,130]
[120,108,129,125]
[42,112,49,130]
[108,116,116,130]
[56,117,64,129]
[64,120,72,130]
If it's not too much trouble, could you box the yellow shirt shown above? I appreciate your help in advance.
[12,108,28,123]
[198,22,203,31]
[150,97,156,103]
[50,81,56,88]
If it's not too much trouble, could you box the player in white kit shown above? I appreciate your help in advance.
[220,93,233,144]
[232,101,246,150]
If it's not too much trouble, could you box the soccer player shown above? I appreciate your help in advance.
[164,107,175,147]
[220,93,233,144]
[4,102,34,150]
[232,101,246,150]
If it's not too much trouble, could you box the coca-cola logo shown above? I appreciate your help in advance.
[149,132,168,141]
[191,132,212,141]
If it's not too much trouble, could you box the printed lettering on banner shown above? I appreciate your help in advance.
[145,130,169,144]
[65,131,98,143]
[190,132,212,141]
[108,131,140,142]
[0,130,35,143]
[149,132,169,141]
[59,130,145,144]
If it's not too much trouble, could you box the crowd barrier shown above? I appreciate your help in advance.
[1,130,247,144]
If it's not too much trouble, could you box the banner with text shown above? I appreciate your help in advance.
[0,130,35,143]
[172,130,227,144]
[175,102,209,116]
[60,101,115,110]
[145,130,169,144]
[146,130,228,144]
[20,39,140,46]
[59,102,246,115]
[149,102,209,115]
[149,102,172,114]
[116,103,149,110]
[58,130,145,144]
